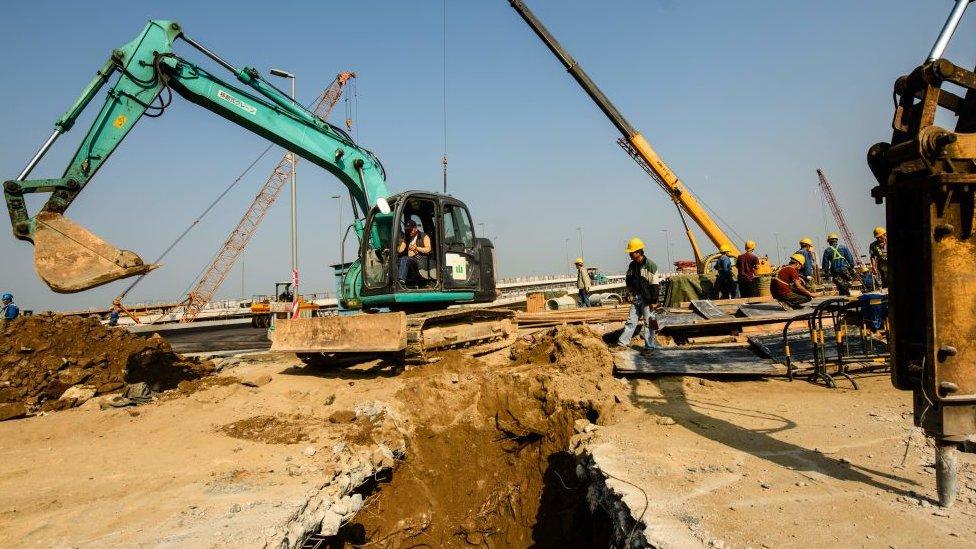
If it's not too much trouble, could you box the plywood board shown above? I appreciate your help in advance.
[690,300,731,319]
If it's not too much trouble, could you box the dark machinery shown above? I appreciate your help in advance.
[867,0,976,506]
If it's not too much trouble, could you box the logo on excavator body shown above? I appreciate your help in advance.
[217,89,257,115]
[112,114,127,128]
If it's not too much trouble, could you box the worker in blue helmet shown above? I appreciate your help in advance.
[2,293,19,322]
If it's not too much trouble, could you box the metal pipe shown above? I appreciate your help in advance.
[17,130,62,180]
[927,0,973,62]
[180,35,238,74]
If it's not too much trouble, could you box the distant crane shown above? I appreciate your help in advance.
[816,168,864,268]
[180,72,356,323]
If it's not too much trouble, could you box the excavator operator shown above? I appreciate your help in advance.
[397,219,432,286]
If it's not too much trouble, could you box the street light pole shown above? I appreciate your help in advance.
[270,68,299,318]
[331,195,343,264]
[564,238,570,275]
[576,227,584,260]
[774,232,782,265]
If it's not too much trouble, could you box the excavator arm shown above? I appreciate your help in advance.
[4,20,388,293]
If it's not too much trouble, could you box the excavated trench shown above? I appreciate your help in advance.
[301,326,649,548]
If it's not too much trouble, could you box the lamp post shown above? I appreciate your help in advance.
[270,68,299,317]
[478,222,485,240]
[774,232,782,265]
[564,238,570,276]
[576,227,584,260]
[331,195,343,264]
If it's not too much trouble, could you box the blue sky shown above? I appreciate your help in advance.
[2,0,973,311]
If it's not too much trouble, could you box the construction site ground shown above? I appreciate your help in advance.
[1,323,974,547]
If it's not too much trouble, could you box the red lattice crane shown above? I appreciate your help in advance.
[181,72,356,322]
[816,168,864,268]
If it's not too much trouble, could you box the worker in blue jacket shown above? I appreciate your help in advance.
[2,293,20,322]
[821,233,856,296]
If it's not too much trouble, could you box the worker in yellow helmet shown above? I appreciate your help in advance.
[869,226,887,288]
[795,237,818,283]
[772,253,815,309]
[615,237,660,352]
[574,257,592,307]
[736,240,761,298]
[715,244,737,299]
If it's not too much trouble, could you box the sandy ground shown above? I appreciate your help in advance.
[0,353,405,547]
[2,334,975,548]
[589,373,976,548]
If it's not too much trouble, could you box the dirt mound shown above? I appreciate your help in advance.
[0,315,213,415]
[220,415,312,445]
[335,325,621,546]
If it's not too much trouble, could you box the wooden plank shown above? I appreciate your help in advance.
[690,300,731,319]
[613,347,784,375]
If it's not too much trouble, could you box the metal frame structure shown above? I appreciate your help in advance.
[816,169,864,267]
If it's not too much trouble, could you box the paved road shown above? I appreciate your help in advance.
[154,324,271,354]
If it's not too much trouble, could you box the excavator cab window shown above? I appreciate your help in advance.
[440,202,478,289]
[398,198,438,288]
[363,211,394,290]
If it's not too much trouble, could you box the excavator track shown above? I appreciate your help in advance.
[403,307,518,365]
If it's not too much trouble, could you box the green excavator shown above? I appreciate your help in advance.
[3,20,515,363]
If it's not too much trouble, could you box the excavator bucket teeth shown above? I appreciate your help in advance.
[32,212,158,293]
[271,312,408,353]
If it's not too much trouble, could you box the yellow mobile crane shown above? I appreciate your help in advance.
[508,1,770,276]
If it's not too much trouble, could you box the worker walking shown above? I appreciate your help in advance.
[575,258,592,307]
[735,240,760,298]
[616,238,660,351]
[772,254,815,309]
[796,238,818,282]
[715,244,737,299]
[2,293,20,322]
[870,226,887,288]
[821,233,856,296]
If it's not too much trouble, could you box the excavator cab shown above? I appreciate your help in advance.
[356,191,498,309]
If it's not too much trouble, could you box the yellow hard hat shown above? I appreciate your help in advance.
[744,240,756,251]
[827,233,839,241]
[861,264,871,272]
[799,237,813,246]
[873,226,886,237]
[574,257,584,265]
[790,253,807,266]
[719,244,733,254]
[625,237,645,254]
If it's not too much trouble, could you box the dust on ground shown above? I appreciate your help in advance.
[0,315,213,417]
[335,325,624,547]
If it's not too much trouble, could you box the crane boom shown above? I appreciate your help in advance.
[816,168,864,267]
[508,0,739,258]
[180,72,356,322]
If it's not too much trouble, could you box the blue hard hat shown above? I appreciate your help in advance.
[1,293,11,301]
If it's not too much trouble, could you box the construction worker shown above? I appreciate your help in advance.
[615,237,660,351]
[735,240,760,298]
[397,219,432,285]
[715,244,737,299]
[860,265,877,292]
[821,233,856,296]
[870,226,887,288]
[2,293,19,322]
[772,254,815,309]
[575,257,592,307]
[796,238,817,281]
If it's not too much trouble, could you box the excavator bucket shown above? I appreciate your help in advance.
[32,212,157,293]
[270,312,408,353]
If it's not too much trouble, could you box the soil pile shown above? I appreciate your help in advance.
[0,315,213,416]
[333,325,622,546]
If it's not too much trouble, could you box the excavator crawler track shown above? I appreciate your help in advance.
[404,308,518,365]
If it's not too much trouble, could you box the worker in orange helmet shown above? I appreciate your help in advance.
[736,240,761,298]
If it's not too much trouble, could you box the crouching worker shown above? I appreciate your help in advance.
[772,254,815,309]
[615,238,661,351]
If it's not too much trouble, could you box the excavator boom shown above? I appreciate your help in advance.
[3,21,386,292]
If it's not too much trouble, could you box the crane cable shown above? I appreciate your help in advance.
[442,0,449,194]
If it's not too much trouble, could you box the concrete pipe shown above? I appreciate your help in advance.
[546,295,578,310]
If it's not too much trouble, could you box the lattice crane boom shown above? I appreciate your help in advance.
[816,168,864,267]
[181,72,356,322]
